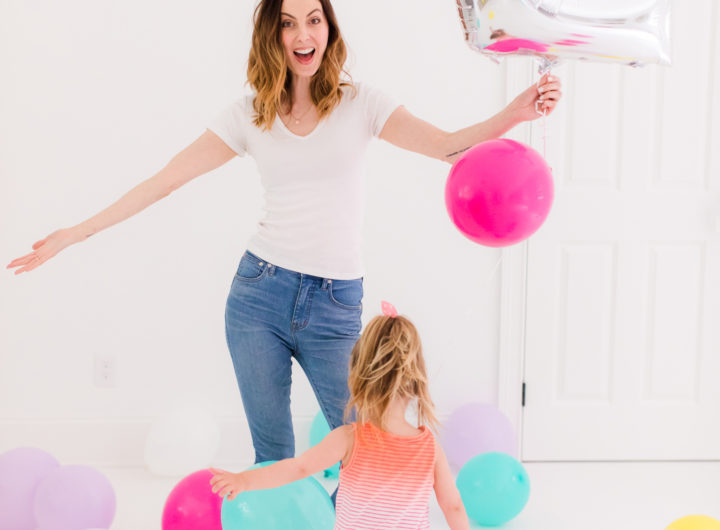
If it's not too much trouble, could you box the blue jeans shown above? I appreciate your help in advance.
[224,251,362,503]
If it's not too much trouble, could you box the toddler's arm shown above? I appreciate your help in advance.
[433,442,470,530]
[210,424,352,500]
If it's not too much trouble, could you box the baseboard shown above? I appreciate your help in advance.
[0,417,316,468]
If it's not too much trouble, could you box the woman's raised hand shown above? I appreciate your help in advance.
[6,228,83,275]
[507,73,563,122]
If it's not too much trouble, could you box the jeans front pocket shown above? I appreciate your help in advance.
[234,251,269,283]
[327,278,363,310]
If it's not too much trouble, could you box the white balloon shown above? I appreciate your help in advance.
[143,406,221,477]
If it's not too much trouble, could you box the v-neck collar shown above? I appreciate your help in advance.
[275,113,325,139]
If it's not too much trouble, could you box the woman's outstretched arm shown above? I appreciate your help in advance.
[379,74,562,165]
[6,130,236,275]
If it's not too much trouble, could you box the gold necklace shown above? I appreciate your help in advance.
[288,103,314,125]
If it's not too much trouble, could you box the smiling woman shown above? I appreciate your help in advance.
[248,0,346,132]
[6,0,561,526]
[280,7,325,67]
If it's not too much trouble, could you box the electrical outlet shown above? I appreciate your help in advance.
[94,353,116,388]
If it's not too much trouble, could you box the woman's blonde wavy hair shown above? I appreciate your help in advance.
[345,315,440,434]
[247,0,353,130]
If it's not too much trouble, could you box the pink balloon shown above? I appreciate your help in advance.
[443,403,518,472]
[445,139,553,247]
[162,469,222,530]
[0,447,60,530]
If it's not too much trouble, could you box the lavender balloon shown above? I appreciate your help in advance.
[34,465,116,530]
[443,403,518,472]
[0,447,60,530]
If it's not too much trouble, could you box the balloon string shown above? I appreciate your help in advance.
[542,108,547,159]
[535,62,551,161]
[484,254,503,288]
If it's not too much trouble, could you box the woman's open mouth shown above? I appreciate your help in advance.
[293,48,315,65]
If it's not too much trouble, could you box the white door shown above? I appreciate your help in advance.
[521,0,720,461]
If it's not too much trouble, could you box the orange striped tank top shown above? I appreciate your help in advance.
[334,421,436,530]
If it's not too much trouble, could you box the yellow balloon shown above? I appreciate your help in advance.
[667,515,720,530]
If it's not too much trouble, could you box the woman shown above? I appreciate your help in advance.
[7,0,561,502]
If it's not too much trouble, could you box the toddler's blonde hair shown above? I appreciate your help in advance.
[344,314,439,433]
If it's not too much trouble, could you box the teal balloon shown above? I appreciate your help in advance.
[221,461,335,530]
[456,452,530,527]
[310,412,341,478]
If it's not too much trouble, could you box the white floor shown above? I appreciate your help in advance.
[99,462,720,529]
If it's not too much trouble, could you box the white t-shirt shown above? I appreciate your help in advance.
[208,82,399,280]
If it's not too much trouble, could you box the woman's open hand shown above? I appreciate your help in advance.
[506,73,562,123]
[6,228,82,275]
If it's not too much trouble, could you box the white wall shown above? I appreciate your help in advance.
[0,0,516,466]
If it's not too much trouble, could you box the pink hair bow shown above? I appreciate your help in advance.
[381,300,398,318]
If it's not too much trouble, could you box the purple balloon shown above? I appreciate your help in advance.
[0,447,60,530]
[34,465,116,530]
[443,403,518,472]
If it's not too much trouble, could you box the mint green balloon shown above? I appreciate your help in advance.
[456,452,530,527]
[221,461,335,530]
[310,412,341,478]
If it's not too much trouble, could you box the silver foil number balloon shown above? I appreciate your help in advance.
[456,0,671,68]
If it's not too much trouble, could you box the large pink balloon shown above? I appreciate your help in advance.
[162,469,222,530]
[445,139,553,247]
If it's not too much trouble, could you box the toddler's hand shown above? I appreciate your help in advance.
[209,467,246,501]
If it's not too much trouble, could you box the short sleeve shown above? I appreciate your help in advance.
[206,96,252,157]
[358,83,400,137]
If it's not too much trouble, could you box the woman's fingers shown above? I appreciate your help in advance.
[7,253,45,273]
[8,251,47,270]
[7,252,36,268]
[538,82,561,95]
[540,90,562,102]
[7,229,78,275]
[541,101,557,115]
[7,234,49,270]
[537,74,551,90]
[14,256,45,275]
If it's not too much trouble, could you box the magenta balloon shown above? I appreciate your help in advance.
[162,469,222,530]
[445,139,553,247]
[443,403,518,472]
[34,465,116,530]
[0,447,60,530]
